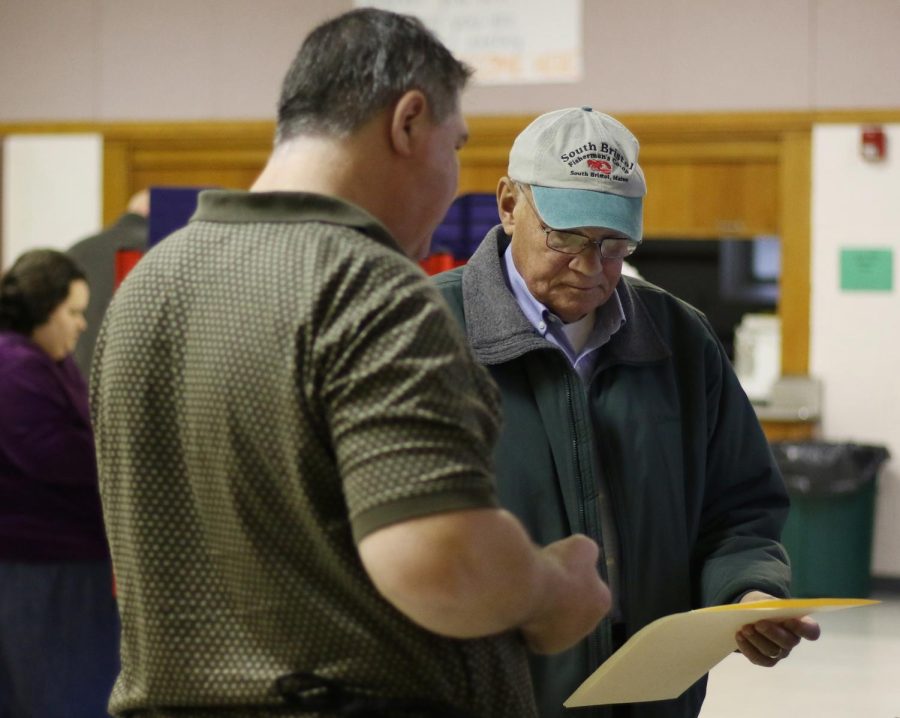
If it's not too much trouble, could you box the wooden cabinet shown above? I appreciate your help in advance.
[640,153,779,238]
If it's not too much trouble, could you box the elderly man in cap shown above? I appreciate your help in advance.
[434,107,820,718]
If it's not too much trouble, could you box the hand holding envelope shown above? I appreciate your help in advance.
[564,597,879,708]
[734,590,822,666]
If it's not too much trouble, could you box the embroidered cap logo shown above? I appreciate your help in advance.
[586,159,612,174]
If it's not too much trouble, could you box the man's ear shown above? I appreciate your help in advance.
[389,90,429,158]
[497,177,519,235]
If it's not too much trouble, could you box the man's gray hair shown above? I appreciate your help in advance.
[275,8,473,143]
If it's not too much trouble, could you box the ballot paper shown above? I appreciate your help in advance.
[565,597,879,707]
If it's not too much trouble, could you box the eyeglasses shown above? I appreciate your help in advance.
[520,186,639,260]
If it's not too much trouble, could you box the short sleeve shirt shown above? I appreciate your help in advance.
[91,190,536,717]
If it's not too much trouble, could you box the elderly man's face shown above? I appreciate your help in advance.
[497,179,624,323]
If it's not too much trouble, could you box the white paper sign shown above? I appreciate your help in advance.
[355,0,582,85]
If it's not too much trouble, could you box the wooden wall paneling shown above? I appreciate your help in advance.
[103,123,273,213]
[103,122,270,215]
[619,116,809,377]
[777,130,812,375]
[458,115,529,194]
[617,111,811,139]
[631,136,780,239]
[457,162,505,196]
[131,166,265,194]
[102,139,132,225]
[640,159,779,238]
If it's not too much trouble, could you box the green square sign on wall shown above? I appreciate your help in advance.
[840,249,893,291]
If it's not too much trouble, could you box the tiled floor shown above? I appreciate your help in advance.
[700,592,900,717]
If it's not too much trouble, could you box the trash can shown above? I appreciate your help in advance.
[771,441,890,598]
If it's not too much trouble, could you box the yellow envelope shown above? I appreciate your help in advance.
[564,597,879,708]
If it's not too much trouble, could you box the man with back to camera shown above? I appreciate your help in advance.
[90,11,610,718]
[67,189,149,378]
[434,107,821,718]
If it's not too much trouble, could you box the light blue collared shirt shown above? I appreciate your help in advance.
[502,245,626,383]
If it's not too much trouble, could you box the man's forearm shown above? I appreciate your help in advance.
[359,507,610,653]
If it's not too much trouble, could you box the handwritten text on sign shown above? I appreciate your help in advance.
[356,0,582,85]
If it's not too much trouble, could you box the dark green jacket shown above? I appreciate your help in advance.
[434,227,791,718]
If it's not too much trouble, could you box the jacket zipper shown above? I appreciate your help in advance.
[562,367,606,692]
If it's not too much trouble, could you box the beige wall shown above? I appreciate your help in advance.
[810,124,900,578]
[2,0,900,122]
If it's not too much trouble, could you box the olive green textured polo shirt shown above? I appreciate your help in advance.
[91,190,536,717]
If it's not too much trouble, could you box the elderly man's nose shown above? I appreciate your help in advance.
[570,245,604,270]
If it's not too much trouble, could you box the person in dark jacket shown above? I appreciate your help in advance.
[67,189,149,378]
[0,248,118,717]
[434,107,821,718]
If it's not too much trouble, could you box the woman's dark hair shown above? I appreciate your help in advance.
[0,249,87,335]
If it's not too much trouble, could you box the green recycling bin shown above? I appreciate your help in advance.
[771,441,890,598]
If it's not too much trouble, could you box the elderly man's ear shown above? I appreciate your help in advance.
[496,177,519,235]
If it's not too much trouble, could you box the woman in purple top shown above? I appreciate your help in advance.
[0,249,119,718]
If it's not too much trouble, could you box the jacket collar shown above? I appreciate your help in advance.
[461,226,671,368]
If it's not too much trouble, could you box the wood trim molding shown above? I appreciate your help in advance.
[0,120,275,141]
[777,131,812,375]
[3,107,898,139]
[102,140,131,227]
[3,109,896,376]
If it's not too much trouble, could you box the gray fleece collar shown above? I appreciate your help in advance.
[461,225,671,368]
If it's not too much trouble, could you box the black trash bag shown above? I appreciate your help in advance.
[771,441,890,498]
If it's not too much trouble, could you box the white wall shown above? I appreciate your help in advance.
[2,0,900,121]
[811,124,900,577]
[1,134,102,269]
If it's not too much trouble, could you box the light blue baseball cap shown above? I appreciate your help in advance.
[508,106,646,242]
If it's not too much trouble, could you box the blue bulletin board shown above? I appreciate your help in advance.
[148,187,209,248]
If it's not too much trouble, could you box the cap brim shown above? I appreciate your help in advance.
[531,185,643,242]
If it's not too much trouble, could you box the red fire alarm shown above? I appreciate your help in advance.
[861,125,887,162]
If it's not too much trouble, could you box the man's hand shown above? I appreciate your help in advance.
[520,534,611,654]
[734,591,822,667]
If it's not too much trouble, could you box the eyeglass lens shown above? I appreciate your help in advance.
[546,230,637,259]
